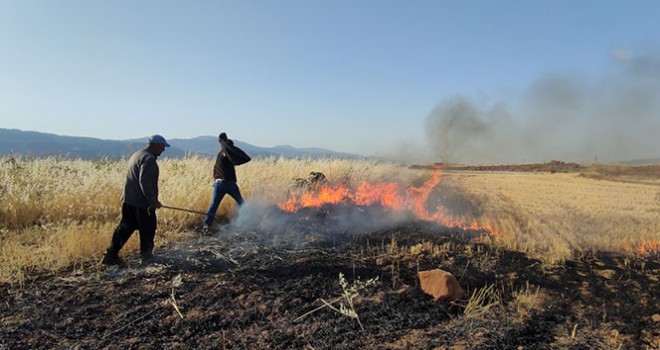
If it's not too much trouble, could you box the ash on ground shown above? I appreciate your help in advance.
[1,206,658,349]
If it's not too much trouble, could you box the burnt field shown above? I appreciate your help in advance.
[1,204,659,349]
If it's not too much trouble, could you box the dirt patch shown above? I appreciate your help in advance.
[410,161,583,173]
[1,208,658,349]
[412,161,660,185]
[447,160,583,173]
[579,164,660,185]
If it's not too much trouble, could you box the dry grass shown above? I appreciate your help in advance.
[442,170,660,264]
[1,156,659,282]
[512,281,544,320]
[0,156,419,283]
[464,283,501,319]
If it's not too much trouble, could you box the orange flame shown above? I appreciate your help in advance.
[279,168,499,236]
[638,240,660,256]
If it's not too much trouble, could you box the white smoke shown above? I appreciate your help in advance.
[225,197,418,247]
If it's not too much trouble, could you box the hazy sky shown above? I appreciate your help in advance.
[1,1,659,163]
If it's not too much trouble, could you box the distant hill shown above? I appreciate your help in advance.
[161,136,363,159]
[0,128,365,160]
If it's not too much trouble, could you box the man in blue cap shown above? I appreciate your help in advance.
[101,134,170,266]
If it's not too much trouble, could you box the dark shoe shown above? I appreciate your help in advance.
[200,224,215,236]
[141,251,156,265]
[101,253,124,266]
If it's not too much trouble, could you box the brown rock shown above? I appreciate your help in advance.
[418,269,465,301]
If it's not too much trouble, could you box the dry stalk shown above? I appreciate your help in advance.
[319,298,343,314]
[338,272,364,330]
[571,323,578,339]
[170,274,184,319]
[458,260,470,282]
[207,248,239,265]
[293,272,378,331]
[101,306,159,340]
[292,296,343,323]
[169,295,184,319]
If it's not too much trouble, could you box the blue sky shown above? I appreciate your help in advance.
[1,1,659,163]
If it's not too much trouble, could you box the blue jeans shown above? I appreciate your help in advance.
[204,180,244,226]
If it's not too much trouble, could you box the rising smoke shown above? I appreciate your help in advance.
[226,200,416,247]
[424,50,660,164]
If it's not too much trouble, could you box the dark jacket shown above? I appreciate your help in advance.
[220,139,251,166]
[213,151,237,182]
[122,148,160,208]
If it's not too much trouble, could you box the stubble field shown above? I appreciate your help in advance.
[1,156,658,349]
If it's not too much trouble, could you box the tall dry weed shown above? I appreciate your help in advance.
[0,156,418,282]
[2,156,657,282]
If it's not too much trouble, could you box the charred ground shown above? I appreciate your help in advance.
[1,206,658,349]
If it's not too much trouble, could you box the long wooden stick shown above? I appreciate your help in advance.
[161,205,209,216]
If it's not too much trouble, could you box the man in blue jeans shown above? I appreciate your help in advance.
[203,132,250,232]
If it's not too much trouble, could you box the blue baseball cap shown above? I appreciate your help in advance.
[148,134,170,147]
